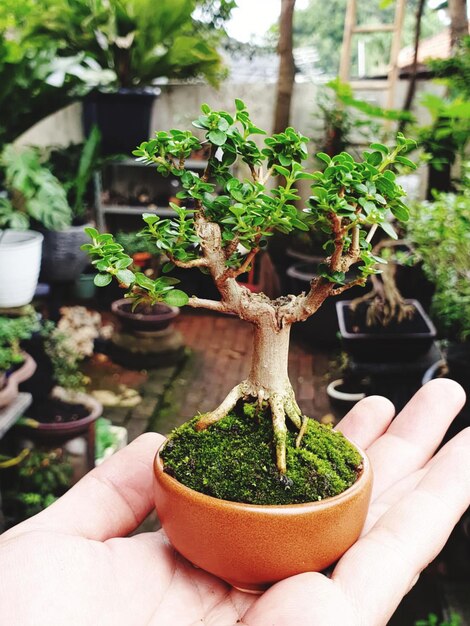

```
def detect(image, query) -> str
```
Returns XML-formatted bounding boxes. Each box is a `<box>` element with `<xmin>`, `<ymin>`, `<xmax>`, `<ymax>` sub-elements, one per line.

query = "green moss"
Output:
<box><xmin>161</xmin><ymin>402</ymin><xmax>363</xmax><ymax>505</ymax></box>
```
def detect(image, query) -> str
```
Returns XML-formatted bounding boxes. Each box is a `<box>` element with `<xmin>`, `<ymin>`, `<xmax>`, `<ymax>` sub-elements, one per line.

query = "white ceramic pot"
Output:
<box><xmin>0</xmin><ymin>230</ymin><xmax>43</xmax><ymax>307</ymax></box>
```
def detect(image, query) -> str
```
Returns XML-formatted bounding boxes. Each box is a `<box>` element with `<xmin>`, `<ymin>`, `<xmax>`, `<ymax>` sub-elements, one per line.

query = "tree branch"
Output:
<box><xmin>187</xmin><ymin>297</ymin><xmax>228</xmax><ymax>313</ymax></box>
<box><xmin>330</xmin><ymin>277</ymin><xmax>366</xmax><ymax>296</ymax></box>
<box><xmin>329</xmin><ymin>212</ymin><xmax>344</xmax><ymax>271</ymax></box>
<box><xmin>167</xmin><ymin>254</ymin><xmax>208</xmax><ymax>269</ymax></box>
<box><xmin>230</xmin><ymin>248</ymin><xmax>259</xmax><ymax>278</ymax></box>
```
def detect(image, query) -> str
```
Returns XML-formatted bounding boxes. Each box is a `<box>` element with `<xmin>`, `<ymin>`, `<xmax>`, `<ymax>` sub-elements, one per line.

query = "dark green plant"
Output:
<box><xmin>415</xmin><ymin>613</ymin><xmax>461</xmax><ymax>626</ymax></box>
<box><xmin>408</xmin><ymin>168</ymin><xmax>470</xmax><ymax>342</ymax></box>
<box><xmin>3</xmin><ymin>448</ymin><xmax>72</xmax><ymax>520</ymax></box>
<box><xmin>0</xmin><ymin>313</ymin><xmax>38</xmax><ymax>373</ymax></box>
<box><xmin>43</xmin><ymin>126</ymin><xmax>102</xmax><ymax>222</ymax></box>
<box><xmin>416</xmin><ymin>93</ymin><xmax>470</xmax><ymax>196</ymax></box>
<box><xmin>84</xmin><ymin>100</ymin><xmax>416</xmax><ymax>473</ymax></box>
<box><xmin>27</xmin><ymin>0</ymin><xmax>231</xmax><ymax>89</ymax></box>
<box><xmin>0</xmin><ymin>1</ymin><xmax>111</xmax><ymax>150</ymax></box>
<box><xmin>0</xmin><ymin>145</ymin><xmax>72</xmax><ymax>230</ymax></box>
<box><xmin>114</xmin><ymin>230</ymin><xmax>161</xmax><ymax>257</ymax></box>
<box><xmin>428</xmin><ymin>35</ymin><xmax>470</xmax><ymax>100</ymax></box>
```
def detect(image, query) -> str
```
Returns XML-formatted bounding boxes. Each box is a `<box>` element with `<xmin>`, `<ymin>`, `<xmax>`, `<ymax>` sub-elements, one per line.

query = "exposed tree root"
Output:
<box><xmin>195</xmin><ymin>380</ymin><xmax>307</xmax><ymax>473</ymax></box>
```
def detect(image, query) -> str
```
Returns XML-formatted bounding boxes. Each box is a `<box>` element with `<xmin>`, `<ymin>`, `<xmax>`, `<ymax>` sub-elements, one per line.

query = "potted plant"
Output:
<box><xmin>0</xmin><ymin>129</ymin><xmax>100</xmax><ymax>282</ymax></box>
<box><xmin>0</xmin><ymin>447</ymin><xmax>72</xmax><ymax>527</ymax></box>
<box><xmin>18</xmin><ymin>310</ymin><xmax>102</xmax><ymax>438</ymax></box>
<box><xmin>84</xmin><ymin>101</ymin><xmax>416</xmax><ymax>591</ymax></box>
<box><xmin>409</xmin><ymin>173</ymin><xmax>470</xmax><ymax>422</ymax></box>
<box><xmin>0</xmin><ymin>314</ymin><xmax>37</xmax><ymax>409</ymax></box>
<box><xmin>28</xmin><ymin>0</ymin><xmax>230</xmax><ymax>154</ymax></box>
<box><xmin>336</xmin><ymin>239</ymin><xmax>437</xmax><ymax>363</ymax></box>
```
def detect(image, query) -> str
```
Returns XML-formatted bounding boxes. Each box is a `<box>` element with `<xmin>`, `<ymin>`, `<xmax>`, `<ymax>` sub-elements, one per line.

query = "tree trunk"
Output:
<box><xmin>448</xmin><ymin>0</ymin><xmax>468</xmax><ymax>52</ymax></box>
<box><xmin>247</xmin><ymin>323</ymin><xmax>292</xmax><ymax>398</ymax></box>
<box><xmin>273</xmin><ymin>0</ymin><xmax>296</xmax><ymax>134</ymax></box>
<box><xmin>399</xmin><ymin>0</ymin><xmax>426</xmax><ymax>131</ymax></box>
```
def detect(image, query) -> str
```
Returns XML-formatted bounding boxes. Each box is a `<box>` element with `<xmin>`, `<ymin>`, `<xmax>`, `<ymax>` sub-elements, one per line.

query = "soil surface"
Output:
<box><xmin>26</xmin><ymin>399</ymin><xmax>89</xmax><ymax>424</ymax></box>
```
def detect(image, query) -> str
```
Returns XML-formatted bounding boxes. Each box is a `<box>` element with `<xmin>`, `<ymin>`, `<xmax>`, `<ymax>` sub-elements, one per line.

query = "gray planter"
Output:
<box><xmin>41</xmin><ymin>224</ymin><xmax>91</xmax><ymax>282</ymax></box>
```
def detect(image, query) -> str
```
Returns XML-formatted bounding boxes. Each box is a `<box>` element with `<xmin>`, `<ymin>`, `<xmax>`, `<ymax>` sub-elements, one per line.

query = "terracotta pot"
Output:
<box><xmin>154</xmin><ymin>443</ymin><xmax>372</xmax><ymax>593</ymax></box>
<box><xmin>0</xmin><ymin>353</ymin><xmax>37</xmax><ymax>409</ymax></box>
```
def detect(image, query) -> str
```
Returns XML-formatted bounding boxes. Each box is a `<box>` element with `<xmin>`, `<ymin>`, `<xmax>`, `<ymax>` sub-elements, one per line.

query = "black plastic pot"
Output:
<box><xmin>83</xmin><ymin>88</ymin><xmax>160</xmax><ymax>155</ymax></box>
<box><xmin>336</xmin><ymin>299</ymin><xmax>437</xmax><ymax>363</ymax></box>
<box><xmin>40</xmin><ymin>224</ymin><xmax>91</xmax><ymax>282</ymax></box>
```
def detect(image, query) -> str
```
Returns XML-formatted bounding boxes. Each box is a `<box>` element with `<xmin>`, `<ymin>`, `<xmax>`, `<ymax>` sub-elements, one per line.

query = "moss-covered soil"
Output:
<box><xmin>161</xmin><ymin>403</ymin><xmax>363</xmax><ymax>505</ymax></box>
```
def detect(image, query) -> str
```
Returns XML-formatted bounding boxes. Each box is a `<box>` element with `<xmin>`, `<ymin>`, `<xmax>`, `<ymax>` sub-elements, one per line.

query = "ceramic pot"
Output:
<box><xmin>111</xmin><ymin>298</ymin><xmax>179</xmax><ymax>333</ymax></box>
<box><xmin>0</xmin><ymin>353</ymin><xmax>37</xmax><ymax>409</ymax></box>
<box><xmin>154</xmin><ymin>443</ymin><xmax>372</xmax><ymax>593</ymax></box>
<box><xmin>18</xmin><ymin>387</ymin><xmax>102</xmax><ymax>440</ymax></box>
<box><xmin>40</xmin><ymin>224</ymin><xmax>92</xmax><ymax>282</ymax></box>
<box><xmin>0</xmin><ymin>230</ymin><xmax>43</xmax><ymax>307</ymax></box>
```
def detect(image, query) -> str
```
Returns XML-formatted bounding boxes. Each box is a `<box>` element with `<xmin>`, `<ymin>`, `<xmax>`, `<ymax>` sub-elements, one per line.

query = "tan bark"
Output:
<box><xmin>448</xmin><ymin>0</ymin><xmax>468</xmax><ymax>51</ymax></box>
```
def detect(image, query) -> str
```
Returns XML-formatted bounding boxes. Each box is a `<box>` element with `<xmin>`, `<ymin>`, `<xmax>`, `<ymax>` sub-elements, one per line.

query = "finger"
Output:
<box><xmin>18</xmin><ymin>432</ymin><xmax>166</xmax><ymax>541</ymax></box>
<box><xmin>367</xmin><ymin>379</ymin><xmax>466</xmax><ymax>499</ymax></box>
<box><xmin>335</xmin><ymin>395</ymin><xmax>395</xmax><ymax>449</ymax></box>
<box><xmin>365</xmin><ymin>427</ymin><xmax>470</xmax><ymax>532</ymax></box>
<box><xmin>333</xmin><ymin>443</ymin><xmax>470</xmax><ymax>626</ymax></box>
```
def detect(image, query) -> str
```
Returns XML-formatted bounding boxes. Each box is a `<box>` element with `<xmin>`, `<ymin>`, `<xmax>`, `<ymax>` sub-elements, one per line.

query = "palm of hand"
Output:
<box><xmin>1</xmin><ymin>380</ymin><xmax>468</xmax><ymax>626</ymax></box>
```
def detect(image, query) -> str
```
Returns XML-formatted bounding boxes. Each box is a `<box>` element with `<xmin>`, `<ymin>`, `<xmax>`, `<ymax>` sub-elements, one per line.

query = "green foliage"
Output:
<box><xmin>0</xmin><ymin>145</ymin><xmax>72</xmax><ymax>230</ymax></box>
<box><xmin>428</xmin><ymin>36</ymin><xmax>470</xmax><ymax>100</ymax></box>
<box><xmin>42</xmin><ymin>126</ymin><xmax>102</xmax><ymax>221</ymax></box>
<box><xmin>0</xmin><ymin>2</ymin><xmax>111</xmax><ymax>149</ymax></box>
<box><xmin>307</xmin><ymin>134</ymin><xmax>416</xmax><ymax>283</ymax></box>
<box><xmin>41</xmin><ymin>321</ymin><xmax>88</xmax><ymax>391</ymax></box>
<box><xmin>161</xmin><ymin>402</ymin><xmax>362</xmax><ymax>505</ymax></box>
<box><xmin>6</xmin><ymin>448</ymin><xmax>72</xmax><ymax>520</ymax></box>
<box><xmin>95</xmin><ymin>417</ymin><xmax>119</xmax><ymax>460</ymax></box>
<box><xmin>408</xmin><ymin>170</ymin><xmax>470</xmax><ymax>342</ymax></box>
<box><xmin>416</xmin><ymin>93</ymin><xmax>470</xmax><ymax>176</ymax></box>
<box><xmin>26</xmin><ymin>0</ymin><xmax>231</xmax><ymax>88</ymax></box>
<box><xmin>114</xmin><ymin>231</ymin><xmax>161</xmax><ymax>257</ymax></box>
<box><xmin>84</xmin><ymin>101</ymin><xmax>416</xmax><ymax>307</ymax></box>
<box><xmin>415</xmin><ymin>613</ymin><xmax>461</xmax><ymax>626</ymax></box>
<box><xmin>0</xmin><ymin>313</ymin><xmax>38</xmax><ymax>372</ymax></box>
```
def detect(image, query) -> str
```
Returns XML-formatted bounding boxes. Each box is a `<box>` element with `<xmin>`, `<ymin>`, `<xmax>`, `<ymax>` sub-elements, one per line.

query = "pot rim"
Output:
<box><xmin>336</xmin><ymin>298</ymin><xmax>437</xmax><ymax>339</ymax></box>
<box><xmin>111</xmin><ymin>298</ymin><xmax>179</xmax><ymax>322</ymax></box>
<box><xmin>0</xmin><ymin>229</ymin><xmax>44</xmax><ymax>248</ymax></box>
<box><xmin>154</xmin><ymin>438</ymin><xmax>371</xmax><ymax>513</ymax></box>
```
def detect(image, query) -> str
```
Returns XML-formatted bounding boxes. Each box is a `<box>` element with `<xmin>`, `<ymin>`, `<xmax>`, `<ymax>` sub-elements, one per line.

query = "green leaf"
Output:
<box><xmin>391</xmin><ymin>203</ymin><xmax>410</xmax><ymax>222</ymax></box>
<box><xmin>208</xmin><ymin>130</ymin><xmax>227</xmax><ymax>146</ymax></box>
<box><xmin>116</xmin><ymin>269</ymin><xmax>135</xmax><ymax>285</ymax></box>
<box><xmin>163</xmin><ymin>289</ymin><xmax>189</xmax><ymax>307</ymax></box>
<box><xmin>94</xmin><ymin>273</ymin><xmax>112</xmax><ymax>287</ymax></box>
<box><xmin>369</xmin><ymin>143</ymin><xmax>389</xmax><ymax>154</ymax></box>
<box><xmin>380</xmin><ymin>221</ymin><xmax>398</xmax><ymax>240</ymax></box>
<box><xmin>162</xmin><ymin>261</ymin><xmax>175</xmax><ymax>273</ymax></box>
<box><xmin>395</xmin><ymin>156</ymin><xmax>417</xmax><ymax>170</ymax></box>
<box><xmin>235</xmin><ymin>99</ymin><xmax>245</xmax><ymax>111</ymax></box>
<box><xmin>316</xmin><ymin>152</ymin><xmax>331</xmax><ymax>165</ymax></box>
<box><xmin>85</xmin><ymin>227</ymin><xmax>99</xmax><ymax>239</ymax></box>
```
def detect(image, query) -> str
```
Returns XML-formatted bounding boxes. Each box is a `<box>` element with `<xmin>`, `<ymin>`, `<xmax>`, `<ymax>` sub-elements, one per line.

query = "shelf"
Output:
<box><xmin>99</xmin><ymin>205</ymin><xmax>194</xmax><ymax>217</ymax></box>
<box><xmin>109</xmin><ymin>158</ymin><xmax>208</xmax><ymax>169</ymax></box>
<box><xmin>0</xmin><ymin>393</ymin><xmax>32</xmax><ymax>439</ymax></box>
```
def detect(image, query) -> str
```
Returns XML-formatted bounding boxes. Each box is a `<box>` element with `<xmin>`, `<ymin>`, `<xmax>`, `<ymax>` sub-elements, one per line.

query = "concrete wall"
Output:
<box><xmin>14</xmin><ymin>79</ymin><xmax>441</xmax><ymax>149</ymax></box>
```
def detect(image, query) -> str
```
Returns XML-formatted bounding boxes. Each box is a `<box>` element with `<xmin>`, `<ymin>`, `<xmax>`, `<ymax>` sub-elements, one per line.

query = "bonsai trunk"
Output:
<box><xmin>197</xmin><ymin>321</ymin><xmax>303</xmax><ymax>473</ymax></box>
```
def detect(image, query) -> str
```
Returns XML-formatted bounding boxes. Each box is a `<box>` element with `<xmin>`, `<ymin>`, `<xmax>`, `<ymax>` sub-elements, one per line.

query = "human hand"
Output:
<box><xmin>0</xmin><ymin>379</ymin><xmax>467</xmax><ymax>626</ymax></box>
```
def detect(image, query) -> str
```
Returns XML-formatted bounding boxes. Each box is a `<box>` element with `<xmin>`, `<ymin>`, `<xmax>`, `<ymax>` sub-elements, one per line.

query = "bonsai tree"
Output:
<box><xmin>85</xmin><ymin>100</ymin><xmax>416</xmax><ymax>473</ymax></box>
